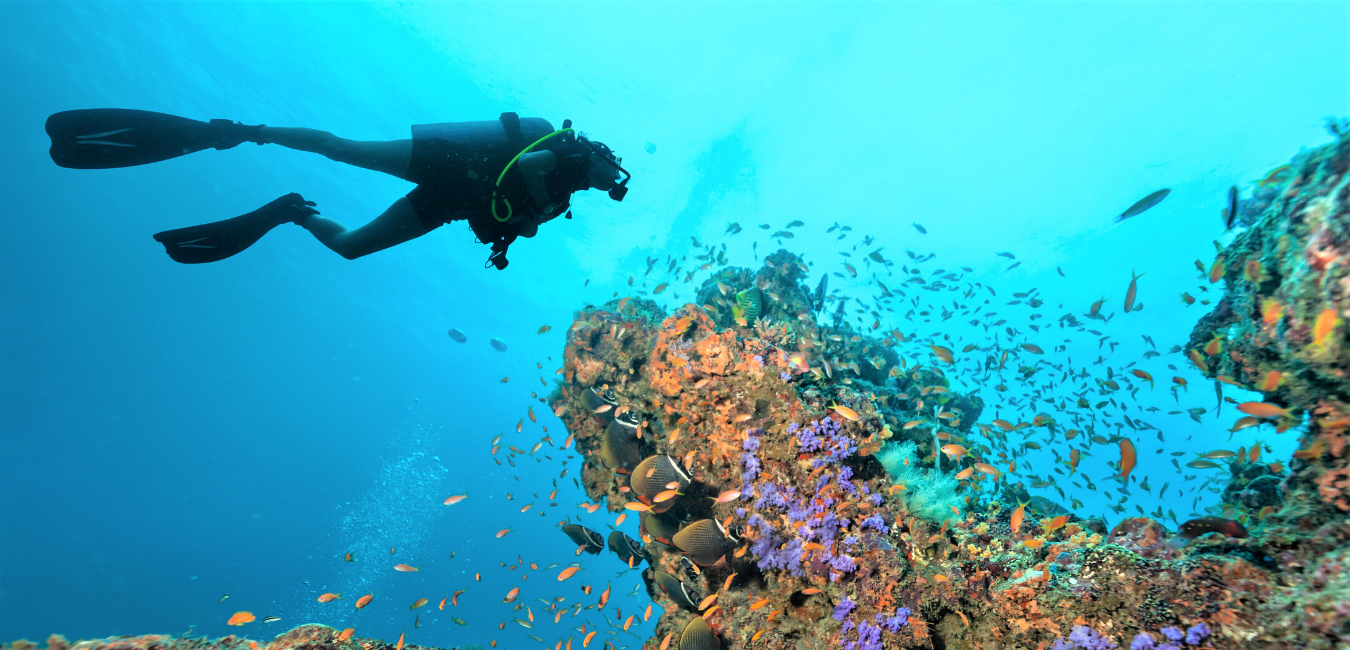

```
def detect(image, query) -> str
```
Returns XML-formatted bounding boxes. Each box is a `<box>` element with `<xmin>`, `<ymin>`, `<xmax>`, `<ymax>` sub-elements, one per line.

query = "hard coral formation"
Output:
<box><xmin>553</xmin><ymin>241</ymin><xmax>1350</xmax><ymax>648</ymax></box>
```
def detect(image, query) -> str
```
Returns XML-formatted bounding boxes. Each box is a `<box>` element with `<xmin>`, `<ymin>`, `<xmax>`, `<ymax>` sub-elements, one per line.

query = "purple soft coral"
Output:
<box><xmin>833</xmin><ymin>597</ymin><xmax>856</xmax><ymax>621</ymax></box>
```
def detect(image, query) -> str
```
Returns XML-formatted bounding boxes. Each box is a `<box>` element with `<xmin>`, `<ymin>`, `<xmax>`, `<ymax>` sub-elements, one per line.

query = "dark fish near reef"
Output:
<box><xmin>1224</xmin><ymin>185</ymin><xmax>1239</xmax><ymax>229</ymax></box>
<box><xmin>563</xmin><ymin>524</ymin><xmax>605</xmax><ymax>554</ymax></box>
<box><xmin>813</xmin><ymin>274</ymin><xmax>828</xmax><ymax>312</ymax></box>
<box><xmin>1115</xmin><ymin>188</ymin><xmax>1170</xmax><ymax>223</ymax></box>
<box><xmin>1169</xmin><ymin>517</ymin><xmax>1249</xmax><ymax>547</ymax></box>
<box><xmin>632</xmin><ymin>455</ymin><xmax>691</xmax><ymax>511</ymax></box>
<box><xmin>608</xmin><ymin>531</ymin><xmax>648</xmax><ymax>567</ymax></box>
<box><xmin>447</xmin><ymin>328</ymin><xmax>467</xmax><ymax>343</ymax></box>
<box><xmin>681</xmin><ymin>616</ymin><xmax>721</xmax><ymax>650</ymax></box>
<box><xmin>912</xmin><ymin>223</ymin><xmax>927</xmax><ymax>234</ymax></box>
<box><xmin>640</xmin><ymin>511</ymin><xmax>682</xmax><ymax>545</ymax></box>
<box><xmin>672</xmin><ymin>518</ymin><xmax>739</xmax><ymax>566</ymax></box>
<box><xmin>652</xmin><ymin>570</ymin><xmax>700</xmax><ymax>610</ymax></box>
<box><xmin>602</xmin><ymin>411</ymin><xmax>642</xmax><ymax>472</ymax></box>
<box><xmin>489</xmin><ymin>337</ymin><xmax>508</xmax><ymax>351</ymax></box>
<box><xmin>733</xmin><ymin>288</ymin><xmax>763</xmax><ymax>323</ymax></box>
<box><xmin>583</xmin><ymin>386</ymin><xmax>619</xmax><ymax>421</ymax></box>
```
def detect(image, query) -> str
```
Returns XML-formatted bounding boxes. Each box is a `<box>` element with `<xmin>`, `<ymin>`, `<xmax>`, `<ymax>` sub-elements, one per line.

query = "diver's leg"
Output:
<box><xmin>301</xmin><ymin>197</ymin><xmax>428</xmax><ymax>260</ymax></box>
<box><xmin>257</xmin><ymin>127</ymin><xmax>413</xmax><ymax>181</ymax></box>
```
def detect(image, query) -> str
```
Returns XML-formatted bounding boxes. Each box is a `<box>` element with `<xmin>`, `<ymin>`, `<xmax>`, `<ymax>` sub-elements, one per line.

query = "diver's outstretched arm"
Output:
<box><xmin>301</xmin><ymin>196</ymin><xmax>430</xmax><ymax>260</ymax></box>
<box><xmin>258</xmin><ymin>127</ymin><xmax>413</xmax><ymax>182</ymax></box>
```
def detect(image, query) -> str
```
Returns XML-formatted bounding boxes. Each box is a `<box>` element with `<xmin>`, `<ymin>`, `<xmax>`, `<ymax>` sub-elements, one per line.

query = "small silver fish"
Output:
<box><xmin>262</xmin><ymin>616</ymin><xmax>281</xmax><ymax>624</ymax></box>
<box><xmin>218</xmin><ymin>593</ymin><xmax>230</xmax><ymax>604</ymax></box>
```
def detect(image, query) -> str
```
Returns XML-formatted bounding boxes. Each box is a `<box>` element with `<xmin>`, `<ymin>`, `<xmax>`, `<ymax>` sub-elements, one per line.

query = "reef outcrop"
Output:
<box><xmin>554</xmin><ymin>242</ymin><xmax>1350</xmax><ymax>646</ymax></box>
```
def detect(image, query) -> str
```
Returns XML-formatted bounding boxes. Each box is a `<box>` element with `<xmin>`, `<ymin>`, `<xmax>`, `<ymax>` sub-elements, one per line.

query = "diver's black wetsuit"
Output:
<box><xmin>404</xmin><ymin>113</ymin><xmax>592</xmax><ymax>269</ymax></box>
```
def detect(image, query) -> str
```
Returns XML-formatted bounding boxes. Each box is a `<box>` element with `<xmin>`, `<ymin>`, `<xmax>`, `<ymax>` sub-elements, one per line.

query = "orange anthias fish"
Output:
<box><xmin>1068</xmin><ymin>448</ymin><xmax>1081</xmax><ymax>475</ymax></box>
<box><xmin>711</xmin><ymin>489</ymin><xmax>741</xmax><ymax>504</ymax></box>
<box><xmin>1114</xmin><ymin>438</ymin><xmax>1136</xmax><ymax>484</ymax></box>
<box><xmin>1042</xmin><ymin>515</ymin><xmax>1068</xmax><ymax>534</ymax></box>
<box><xmin>1209</xmin><ymin>257</ymin><xmax>1225</xmax><ymax>284</ymax></box>
<box><xmin>344</xmin><ymin>552</ymin><xmax>354</xmax><ymax>562</ymax></box>
<box><xmin>410</xmin><ymin>598</ymin><xmax>428</xmax><ymax>611</ymax></box>
<box><xmin>355</xmin><ymin>594</ymin><xmax>374</xmax><ymax>610</ymax></box>
<box><xmin>453</xmin><ymin>589</ymin><xmax>466</xmax><ymax>606</ymax></box>
<box><xmin>1204</xmin><ymin>334</ymin><xmax>1224</xmax><ymax>356</ymax></box>
<box><xmin>1237</xmin><ymin>401</ymin><xmax>1292</xmax><ymax>419</ymax></box>
<box><xmin>1257</xmin><ymin>371</ymin><xmax>1283</xmax><ymax>392</ymax></box>
<box><xmin>496</xmin><ymin>528</ymin><xmax>513</xmax><ymax>538</ymax></box>
<box><xmin>503</xmin><ymin>586</ymin><xmax>520</xmax><ymax>603</ymax></box>
<box><xmin>1244</xmin><ymin>259</ymin><xmax>1265</xmax><ymax>284</ymax></box>
<box><xmin>1188</xmin><ymin>349</ymin><xmax>1209</xmax><ymax>374</ymax></box>
<box><xmin>1131</xmin><ymin>369</ymin><xmax>1154</xmax><ymax>389</ymax></box>
<box><xmin>439</xmin><ymin>595</ymin><xmax>448</xmax><ymax>610</ymax></box>
<box><xmin>395</xmin><ymin>628</ymin><xmax>405</xmax><ymax>650</ymax></box>
<box><xmin>1262</xmin><ymin>299</ymin><xmax>1285</xmax><ymax>326</ymax></box>
<box><xmin>227</xmin><ymin>611</ymin><xmax>255</xmax><ymax>626</ymax></box>
<box><xmin>1021</xmin><ymin>343</ymin><xmax>1045</xmax><ymax>354</ymax></box>
<box><xmin>940</xmin><ymin>444</ymin><xmax>968</xmax><ymax>461</ymax></box>
<box><xmin>830</xmin><ymin>403</ymin><xmax>859</xmax><ymax>421</ymax></box>
<box><xmin>930</xmin><ymin>345</ymin><xmax>954</xmax><ymax>363</ymax></box>
<box><xmin>394</xmin><ymin>564</ymin><xmax>421</xmax><ymax>572</ymax></box>
<box><xmin>337</xmin><ymin>628</ymin><xmax>355</xmax><ymax>642</ymax></box>
<box><xmin>1010</xmin><ymin>501</ymin><xmax>1028</xmax><ymax>536</ymax></box>
<box><xmin>318</xmin><ymin>592</ymin><xmax>342</xmax><ymax>603</ymax></box>
<box><xmin>558</xmin><ymin>566</ymin><xmax>580</xmax><ymax>581</ymax></box>
<box><xmin>444</xmin><ymin>494</ymin><xmax>468</xmax><ymax>505</ymax></box>
<box><xmin>1314</xmin><ymin>308</ymin><xmax>1341</xmax><ymax>346</ymax></box>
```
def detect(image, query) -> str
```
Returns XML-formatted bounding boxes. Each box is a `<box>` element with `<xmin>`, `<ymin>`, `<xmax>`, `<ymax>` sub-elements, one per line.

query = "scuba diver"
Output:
<box><xmin>45</xmin><ymin>109</ymin><xmax>630</xmax><ymax>269</ymax></box>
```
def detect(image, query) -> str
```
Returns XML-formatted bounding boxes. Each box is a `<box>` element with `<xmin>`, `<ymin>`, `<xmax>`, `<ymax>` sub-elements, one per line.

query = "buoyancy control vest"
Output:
<box><xmin>408</xmin><ymin>112</ymin><xmax>591</xmax><ymax>269</ymax></box>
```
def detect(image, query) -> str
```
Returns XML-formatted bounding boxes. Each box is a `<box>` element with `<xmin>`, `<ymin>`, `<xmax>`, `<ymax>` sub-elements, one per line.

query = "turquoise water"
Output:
<box><xmin>0</xmin><ymin>2</ymin><xmax>1344</xmax><ymax>648</ymax></box>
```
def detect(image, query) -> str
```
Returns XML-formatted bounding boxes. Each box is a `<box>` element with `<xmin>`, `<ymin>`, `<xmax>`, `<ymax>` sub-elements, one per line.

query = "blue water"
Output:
<box><xmin>1</xmin><ymin>2</ymin><xmax>1344</xmax><ymax>648</ymax></box>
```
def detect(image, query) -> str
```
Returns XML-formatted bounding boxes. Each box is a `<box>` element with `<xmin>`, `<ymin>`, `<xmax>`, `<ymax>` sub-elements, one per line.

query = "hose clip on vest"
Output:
<box><xmin>491</xmin><ymin>125</ymin><xmax>576</xmax><ymax>223</ymax></box>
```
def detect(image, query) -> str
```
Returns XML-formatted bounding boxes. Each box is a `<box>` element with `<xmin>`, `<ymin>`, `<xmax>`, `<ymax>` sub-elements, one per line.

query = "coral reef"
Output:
<box><xmin>551</xmin><ymin>243</ymin><xmax>1350</xmax><ymax>648</ymax></box>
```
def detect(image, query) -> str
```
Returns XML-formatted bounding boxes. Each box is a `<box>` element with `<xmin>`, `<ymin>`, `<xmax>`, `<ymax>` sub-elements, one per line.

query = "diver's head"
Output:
<box><xmin>584</xmin><ymin>141</ymin><xmax>622</xmax><ymax>191</ymax></box>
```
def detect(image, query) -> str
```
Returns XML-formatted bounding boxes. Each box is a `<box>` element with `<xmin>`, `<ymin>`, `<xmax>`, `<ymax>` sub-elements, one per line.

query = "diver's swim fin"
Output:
<box><xmin>153</xmin><ymin>193</ymin><xmax>318</xmax><ymax>264</ymax></box>
<box><xmin>46</xmin><ymin>109</ymin><xmax>263</xmax><ymax>169</ymax></box>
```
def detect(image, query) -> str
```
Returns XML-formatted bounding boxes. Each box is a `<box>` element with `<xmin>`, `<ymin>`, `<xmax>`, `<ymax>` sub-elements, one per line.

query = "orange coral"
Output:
<box><xmin>1315</xmin><ymin>467</ymin><xmax>1350</xmax><ymax>511</ymax></box>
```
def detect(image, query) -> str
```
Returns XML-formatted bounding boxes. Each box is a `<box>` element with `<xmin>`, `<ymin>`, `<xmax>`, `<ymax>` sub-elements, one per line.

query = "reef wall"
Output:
<box><xmin>556</xmin><ymin>213</ymin><xmax>1350</xmax><ymax>648</ymax></box>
